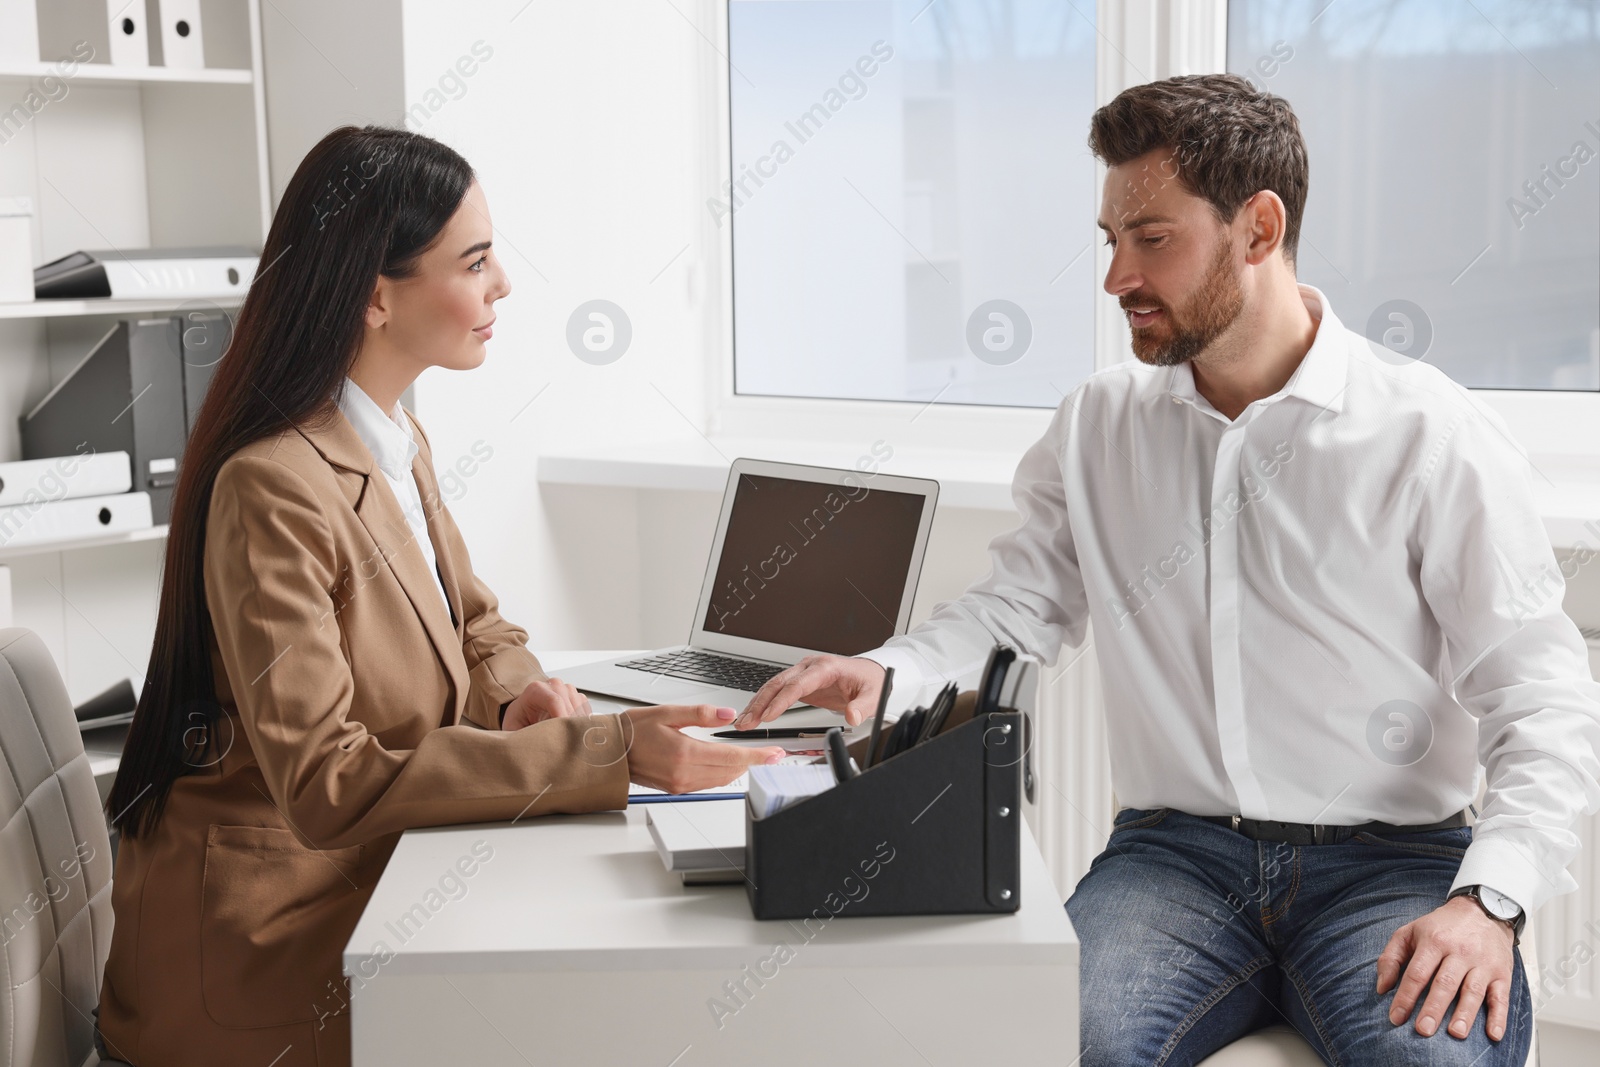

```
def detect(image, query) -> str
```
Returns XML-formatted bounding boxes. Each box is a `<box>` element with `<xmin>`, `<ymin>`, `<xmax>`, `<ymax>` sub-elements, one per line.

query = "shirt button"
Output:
<box><xmin>1171</xmin><ymin>397</ymin><xmax>1181</xmax><ymax>404</ymax></box>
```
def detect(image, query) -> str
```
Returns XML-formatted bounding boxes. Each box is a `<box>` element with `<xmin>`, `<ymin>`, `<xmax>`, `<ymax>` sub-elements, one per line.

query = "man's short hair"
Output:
<box><xmin>1089</xmin><ymin>74</ymin><xmax>1309</xmax><ymax>266</ymax></box>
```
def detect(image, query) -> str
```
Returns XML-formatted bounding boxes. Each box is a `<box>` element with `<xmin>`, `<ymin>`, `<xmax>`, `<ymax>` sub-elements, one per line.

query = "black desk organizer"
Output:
<box><xmin>744</xmin><ymin>697</ymin><xmax>1028</xmax><ymax>921</ymax></box>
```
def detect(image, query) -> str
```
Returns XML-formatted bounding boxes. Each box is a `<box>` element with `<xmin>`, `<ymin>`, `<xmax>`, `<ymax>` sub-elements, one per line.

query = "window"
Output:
<box><xmin>1229</xmin><ymin>0</ymin><xmax>1600</xmax><ymax>391</ymax></box>
<box><xmin>726</xmin><ymin>0</ymin><xmax>1099</xmax><ymax>408</ymax></box>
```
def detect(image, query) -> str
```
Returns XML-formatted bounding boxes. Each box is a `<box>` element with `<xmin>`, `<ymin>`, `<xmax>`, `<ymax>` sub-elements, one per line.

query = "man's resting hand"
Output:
<box><xmin>1376</xmin><ymin>894</ymin><xmax>1516</xmax><ymax>1042</ymax></box>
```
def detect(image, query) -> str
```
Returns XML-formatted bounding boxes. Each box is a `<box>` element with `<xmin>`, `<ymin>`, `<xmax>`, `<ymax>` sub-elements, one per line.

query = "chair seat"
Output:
<box><xmin>1196</xmin><ymin>1025</ymin><xmax>1324</xmax><ymax>1067</ymax></box>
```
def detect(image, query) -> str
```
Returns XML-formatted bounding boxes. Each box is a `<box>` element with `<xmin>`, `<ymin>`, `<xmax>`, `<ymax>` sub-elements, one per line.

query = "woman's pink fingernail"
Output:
<box><xmin>764</xmin><ymin>752</ymin><xmax>784</xmax><ymax>764</ymax></box>
<box><xmin>716</xmin><ymin>707</ymin><xmax>738</xmax><ymax>721</ymax></box>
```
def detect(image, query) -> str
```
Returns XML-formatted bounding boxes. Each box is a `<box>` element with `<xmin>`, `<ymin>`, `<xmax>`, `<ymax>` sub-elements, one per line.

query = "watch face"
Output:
<box><xmin>1478</xmin><ymin>886</ymin><xmax>1521</xmax><ymax>921</ymax></box>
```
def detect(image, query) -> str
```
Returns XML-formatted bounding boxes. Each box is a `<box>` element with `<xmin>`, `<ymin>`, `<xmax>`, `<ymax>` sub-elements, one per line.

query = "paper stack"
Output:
<box><xmin>747</xmin><ymin>762</ymin><xmax>836</xmax><ymax>818</ymax></box>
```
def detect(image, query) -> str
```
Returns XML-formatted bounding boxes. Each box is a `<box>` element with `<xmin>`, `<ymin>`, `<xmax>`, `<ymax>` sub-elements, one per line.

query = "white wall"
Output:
<box><xmin>393</xmin><ymin>0</ymin><xmax>773</xmax><ymax>650</ymax></box>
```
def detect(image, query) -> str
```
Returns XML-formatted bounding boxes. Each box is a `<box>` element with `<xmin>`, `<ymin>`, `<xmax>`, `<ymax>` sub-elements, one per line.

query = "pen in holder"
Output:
<box><xmin>744</xmin><ymin>650</ymin><xmax>1037</xmax><ymax>921</ymax></box>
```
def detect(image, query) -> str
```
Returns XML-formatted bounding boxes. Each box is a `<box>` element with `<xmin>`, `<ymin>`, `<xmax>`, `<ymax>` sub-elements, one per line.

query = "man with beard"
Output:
<box><xmin>736</xmin><ymin>74</ymin><xmax>1600</xmax><ymax>1065</ymax></box>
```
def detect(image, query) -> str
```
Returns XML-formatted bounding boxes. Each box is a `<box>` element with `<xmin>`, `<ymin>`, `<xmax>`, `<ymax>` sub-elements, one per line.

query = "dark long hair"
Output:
<box><xmin>108</xmin><ymin>126</ymin><xmax>476</xmax><ymax>838</ymax></box>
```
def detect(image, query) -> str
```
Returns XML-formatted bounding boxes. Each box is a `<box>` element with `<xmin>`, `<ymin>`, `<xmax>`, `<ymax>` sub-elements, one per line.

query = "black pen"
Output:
<box><xmin>826</xmin><ymin>727</ymin><xmax>859</xmax><ymax>783</ymax></box>
<box><xmin>978</xmin><ymin>646</ymin><xmax>1017</xmax><ymax>715</ymax></box>
<box><xmin>865</xmin><ymin>666</ymin><xmax>894</xmax><ymax>768</ymax></box>
<box><xmin>711</xmin><ymin>727</ymin><xmax>834</xmax><ymax>739</ymax></box>
<box><xmin>919</xmin><ymin>681</ymin><xmax>958</xmax><ymax>744</ymax></box>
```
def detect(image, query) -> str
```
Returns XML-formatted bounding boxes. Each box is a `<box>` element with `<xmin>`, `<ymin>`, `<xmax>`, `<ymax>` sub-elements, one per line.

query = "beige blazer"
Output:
<box><xmin>99</xmin><ymin>408</ymin><xmax>629</xmax><ymax>1067</ymax></box>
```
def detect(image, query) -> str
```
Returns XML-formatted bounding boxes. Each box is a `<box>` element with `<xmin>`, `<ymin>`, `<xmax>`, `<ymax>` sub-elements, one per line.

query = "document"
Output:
<box><xmin>747</xmin><ymin>763</ymin><xmax>835</xmax><ymax>818</ymax></box>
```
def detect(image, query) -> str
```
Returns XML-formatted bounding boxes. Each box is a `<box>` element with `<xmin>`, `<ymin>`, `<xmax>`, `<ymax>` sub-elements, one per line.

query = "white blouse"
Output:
<box><xmin>336</xmin><ymin>378</ymin><xmax>451</xmax><ymax>614</ymax></box>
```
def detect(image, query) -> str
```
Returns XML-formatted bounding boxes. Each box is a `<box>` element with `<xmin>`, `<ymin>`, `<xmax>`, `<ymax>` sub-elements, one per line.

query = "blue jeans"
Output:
<box><xmin>1065</xmin><ymin>808</ymin><xmax>1533</xmax><ymax>1067</ymax></box>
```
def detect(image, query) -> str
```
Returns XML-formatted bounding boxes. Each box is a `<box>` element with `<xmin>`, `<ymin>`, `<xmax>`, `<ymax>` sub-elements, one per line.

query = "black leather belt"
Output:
<box><xmin>1199</xmin><ymin>810</ymin><xmax>1470</xmax><ymax>846</ymax></box>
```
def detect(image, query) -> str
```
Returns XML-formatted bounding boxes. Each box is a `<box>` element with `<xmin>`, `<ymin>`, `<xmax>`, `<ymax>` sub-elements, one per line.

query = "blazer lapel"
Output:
<box><xmin>410</xmin><ymin>428</ymin><xmax>470</xmax><ymax>726</ymax></box>
<box><xmin>415</xmin><ymin>457</ymin><xmax>466</xmax><ymax>639</ymax></box>
<box><xmin>294</xmin><ymin>412</ymin><xmax>469</xmax><ymax>722</ymax></box>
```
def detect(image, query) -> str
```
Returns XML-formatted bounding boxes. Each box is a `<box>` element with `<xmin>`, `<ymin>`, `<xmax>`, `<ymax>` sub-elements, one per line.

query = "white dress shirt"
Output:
<box><xmin>865</xmin><ymin>286</ymin><xmax>1600</xmax><ymax>915</ymax></box>
<box><xmin>336</xmin><ymin>378</ymin><xmax>451</xmax><ymax>613</ymax></box>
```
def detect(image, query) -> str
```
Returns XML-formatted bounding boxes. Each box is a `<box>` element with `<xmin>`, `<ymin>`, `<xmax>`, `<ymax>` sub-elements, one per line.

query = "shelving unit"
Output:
<box><xmin>0</xmin><ymin>296</ymin><xmax>244</xmax><ymax>320</ymax></box>
<box><xmin>0</xmin><ymin>524</ymin><xmax>169</xmax><ymax>563</ymax></box>
<box><xmin>0</xmin><ymin>0</ymin><xmax>270</xmax><ymax>707</ymax></box>
<box><xmin>0</xmin><ymin>63</ymin><xmax>252</xmax><ymax>86</ymax></box>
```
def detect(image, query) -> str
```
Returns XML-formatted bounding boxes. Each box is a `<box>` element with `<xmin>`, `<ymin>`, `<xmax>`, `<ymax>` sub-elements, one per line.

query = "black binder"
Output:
<box><xmin>21</xmin><ymin>315</ymin><xmax>221</xmax><ymax>524</ymax></box>
<box><xmin>744</xmin><ymin>651</ymin><xmax>1037</xmax><ymax>921</ymax></box>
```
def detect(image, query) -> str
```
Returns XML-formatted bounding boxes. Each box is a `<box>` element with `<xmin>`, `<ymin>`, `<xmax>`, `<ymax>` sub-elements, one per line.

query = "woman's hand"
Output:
<box><xmin>624</xmin><ymin>705</ymin><xmax>786</xmax><ymax>793</ymax></box>
<box><xmin>502</xmin><ymin>677</ymin><xmax>590</xmax><ymax>730</ymax></box>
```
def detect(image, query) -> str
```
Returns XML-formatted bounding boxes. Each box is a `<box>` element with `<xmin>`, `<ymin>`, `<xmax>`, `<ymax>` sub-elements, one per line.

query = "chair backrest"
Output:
<box><xmin>0</xmin><ymin>629</ymin><xmax>115</xmax><ymax>1067</ymax></box>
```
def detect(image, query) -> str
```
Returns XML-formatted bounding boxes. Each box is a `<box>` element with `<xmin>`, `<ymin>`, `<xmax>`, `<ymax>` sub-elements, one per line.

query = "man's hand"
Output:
<box><xmin>624</xmin><ymin>705</ymin><xmax>786</xmax><ymax>793</ymax></box>
<box><xmin>502</xmin><ymin>677</ymin><xmax>590</xmax><ymax>730</ymax></box>
<box><xmin>1376</xmin><ymin>895</ymin><xmax>1516</xmax><ymax>1041</ymax></box>
<box><xmin>735</xmin><ymin>654</ymin><xmax>887</xmax><ymax>729</ymax></box>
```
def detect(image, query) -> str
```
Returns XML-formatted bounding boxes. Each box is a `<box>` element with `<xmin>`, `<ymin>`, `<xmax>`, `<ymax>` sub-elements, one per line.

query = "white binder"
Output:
<box><xmin>0</xmin><ymin>0</ymin><xmax>40</xmax><ymax>63</ymax></box>
<box><xmin>107</xmin><ymin>0</ymin><xmax>151</xmax><ymax>68</ymax></box>
<box><xmin>37</xmin><ymin>0</ymin><xmax>112</xmax><ymax>66</ymax></box>
<box><xmin>0</xmin><ymin>453</ymin><xmax>133</xmax><ymax>508</ymax></box>
<box><xmin>151</xmin><ymin>0</ymin><xmax>203</xmax><ymax>68</ymax></box>
<box><xmin>101</xmin><ymin>250</ymin><xmax>256</xmax><ymax>298</ymax></box>
<box><xmin>0</xmin><ymin>491</ymin><xmax>153</xmax><ymax>550</ymax></box>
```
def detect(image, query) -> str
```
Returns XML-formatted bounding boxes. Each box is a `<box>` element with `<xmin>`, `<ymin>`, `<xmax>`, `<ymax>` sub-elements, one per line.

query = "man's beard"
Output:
<box><xmin>1124</xmin><ymin>237</ymin><xmax>1245</xmax><ymax>367</ymax></box>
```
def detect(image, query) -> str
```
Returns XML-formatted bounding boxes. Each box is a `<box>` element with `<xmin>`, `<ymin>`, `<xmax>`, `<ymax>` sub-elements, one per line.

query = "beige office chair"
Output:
<box><xmin>1196</xmin><ymin>908</ymin><xmax>1541</xmax><ymax>1066</ymax></box>
<box><xmin>0</xmin><ymin>628</ymin><xmax>130</xmax><ymax>1067</ymax></box>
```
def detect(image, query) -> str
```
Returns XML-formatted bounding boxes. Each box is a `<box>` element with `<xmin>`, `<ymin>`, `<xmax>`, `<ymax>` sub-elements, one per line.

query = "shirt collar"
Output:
<box><xmin>336</xmin><ymin>377</ymin><xmax>418</xmax><ymax>482</ymax></box>
<box><xmin>1166</xmin><ymin>283</ymin><xmax>1348</xmax><ymax>415</ymax></box>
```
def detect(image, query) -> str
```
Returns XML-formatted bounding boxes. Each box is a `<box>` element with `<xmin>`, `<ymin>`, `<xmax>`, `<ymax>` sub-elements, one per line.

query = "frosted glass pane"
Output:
<box><xmin>727</xmin><ymin>0</ymin><xmax>1098</xmax><ymax>408</ymax></box>
<box><xmin>1229</xmin><ymin>0</ymin><xmax>1600</xmax><ymax>391</ymax></box>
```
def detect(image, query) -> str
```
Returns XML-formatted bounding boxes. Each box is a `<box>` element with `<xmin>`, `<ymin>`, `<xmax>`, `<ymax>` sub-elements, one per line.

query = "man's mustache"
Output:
<box><xmin>1120</xmin><ymin>293</ymin><xmax>1169</xmax><ymax>312</ymax></box>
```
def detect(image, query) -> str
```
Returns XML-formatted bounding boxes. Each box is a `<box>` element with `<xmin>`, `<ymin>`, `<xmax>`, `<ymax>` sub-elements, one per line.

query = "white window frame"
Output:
<box><xmin>697</xmin><ymin>0</ymin><xmax>1600</xmax><ymax>465</ymax></box>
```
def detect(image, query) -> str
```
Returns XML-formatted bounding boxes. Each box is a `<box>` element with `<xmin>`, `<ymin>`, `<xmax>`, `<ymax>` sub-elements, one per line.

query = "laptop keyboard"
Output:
<box><xmin>617</xmin><ymin>649</ymin><xmax>786</xmax><ymax>692</ymax></box>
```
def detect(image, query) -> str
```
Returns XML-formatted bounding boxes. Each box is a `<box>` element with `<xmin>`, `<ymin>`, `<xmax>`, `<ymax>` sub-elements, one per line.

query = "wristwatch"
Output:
<box><xmin>1448</xmin><ymin>884</ymin><xmax>1526</xmax><ymax>943</ymax></box>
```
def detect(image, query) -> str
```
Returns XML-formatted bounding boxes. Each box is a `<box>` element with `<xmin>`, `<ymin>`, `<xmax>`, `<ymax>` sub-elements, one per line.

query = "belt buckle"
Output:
<box><xmin>1230</xmin><ymin>815</ymin><xmax>1241</xmax><ymax>832</ymax></box>
<box><xmin>1312</xmin><ymin>823</ymin><xmax>1326</xmax><ymax>845</ymax></box>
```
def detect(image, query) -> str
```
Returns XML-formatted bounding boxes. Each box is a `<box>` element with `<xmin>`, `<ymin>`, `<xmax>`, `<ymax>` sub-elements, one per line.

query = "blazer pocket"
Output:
<box><xmin>200</xmin><ymin>824</ymin><xmax>364</xmax><ymax>1029</ymax></box>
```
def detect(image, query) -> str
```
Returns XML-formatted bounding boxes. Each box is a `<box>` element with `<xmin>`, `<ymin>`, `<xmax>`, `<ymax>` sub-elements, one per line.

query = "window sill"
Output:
<box><xmin>535</xmin><ymin>439</ymin><xmax>1600</xmax><ymax>549</ymax></box>
<box><xmin>1532</xmin><ymin>457</ymin><xmax>1600</xmax><ymax>551</ymax></box>
<box><xmin>534</xmin><ymin>436</ymin><xmax>1020</xmax><ymax>511</ymax></box>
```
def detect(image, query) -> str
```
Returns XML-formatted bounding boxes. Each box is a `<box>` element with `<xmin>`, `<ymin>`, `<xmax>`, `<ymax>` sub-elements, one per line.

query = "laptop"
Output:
<box><xmin>559</xmin><ymin>458</ymin><xmax>938</xmax><ymax>711</ymax></box>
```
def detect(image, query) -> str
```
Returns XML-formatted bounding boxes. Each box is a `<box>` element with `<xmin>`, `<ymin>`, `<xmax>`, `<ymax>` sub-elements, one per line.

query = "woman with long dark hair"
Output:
<box><xmin>97</xmin><ymin>126</ymin><xmax>783</xmax><ymax>1067</ymax></box>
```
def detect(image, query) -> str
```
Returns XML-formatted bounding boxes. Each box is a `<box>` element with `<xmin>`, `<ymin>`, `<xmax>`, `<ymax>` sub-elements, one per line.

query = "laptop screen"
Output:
<box><xmin>699</xmin><ymin>472</ymin><xmax>927</xmax><ymax>655</ymax></box>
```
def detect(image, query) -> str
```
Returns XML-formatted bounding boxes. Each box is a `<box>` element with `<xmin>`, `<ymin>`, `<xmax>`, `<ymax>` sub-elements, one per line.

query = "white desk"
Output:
<box><xmin>345</xmin><ymin>811</ymin><xmax>1077</xmax><ymax>1066</ymax></box>
<box><xmin>345</xmin><ymin>653</ymin><xmax>1080</xmax><ymax>1066</ymax></box>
